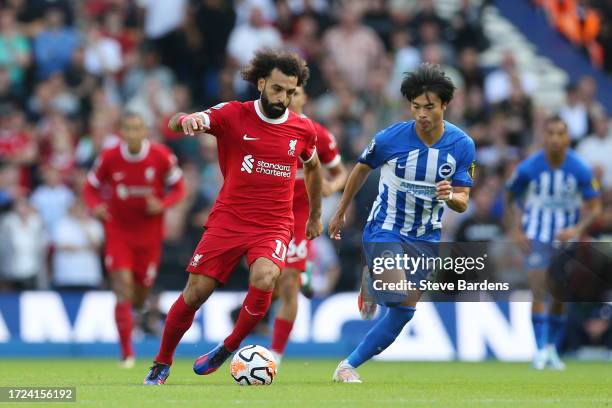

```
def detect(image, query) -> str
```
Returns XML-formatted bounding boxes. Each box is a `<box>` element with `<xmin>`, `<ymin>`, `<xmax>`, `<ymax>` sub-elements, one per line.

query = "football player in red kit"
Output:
<box><xmin>270</xmin><ymin>86</ymin><xmax>347</xmax><ymax>364</ymax></box>
<box><xmin>83</xmin><ymin>111</ymin><xmax>186</xmax><ymax>367</ymax></box>
<box><xmin>144</xmin><ymin>49</ymin><xmax>323</xmax><ymax>385</ymax></box>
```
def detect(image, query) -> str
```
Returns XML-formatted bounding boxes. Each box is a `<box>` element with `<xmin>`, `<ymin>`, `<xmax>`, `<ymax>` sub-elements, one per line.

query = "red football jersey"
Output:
<box><xmin>294</xmin><ymin>118</ymin><xmax>341</xmax><ymax>204</ymax></box>
<box><xmin>86</xmin><ymin>140</ymin><xmax>183</xmax><ymax>240</ymax></box>
<box><xmin>199</xmin><ymin>100</ymin><xmax>317</xmax><ymax>235</ymax></box>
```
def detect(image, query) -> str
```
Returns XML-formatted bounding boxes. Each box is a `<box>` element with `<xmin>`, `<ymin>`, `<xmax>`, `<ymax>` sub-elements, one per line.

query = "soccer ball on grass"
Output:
<box><xmin>230</xmin><ymin>345</ymin><xmax>277</xmax><ymax>385</ymax></box>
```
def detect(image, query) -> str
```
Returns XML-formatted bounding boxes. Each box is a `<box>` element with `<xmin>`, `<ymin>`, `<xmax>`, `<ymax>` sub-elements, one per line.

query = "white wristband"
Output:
<box><xmin>446</xmin><ymin>190</ymin><xmax>453</xmax><ymax>202</ymax></box>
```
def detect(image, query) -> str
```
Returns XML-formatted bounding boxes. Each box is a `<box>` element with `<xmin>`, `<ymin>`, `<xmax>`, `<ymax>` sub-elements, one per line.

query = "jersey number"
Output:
<box><xmin>271</xmin><ymin>240</ymin><xmax>287</xmax><ymax>261</ymax></box>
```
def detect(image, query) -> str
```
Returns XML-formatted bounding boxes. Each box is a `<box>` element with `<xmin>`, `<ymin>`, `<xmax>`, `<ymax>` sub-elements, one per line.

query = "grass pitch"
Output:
<box><xmin>0</xmin><ymin>359</ymin><xmax>611</xmax><ymax>407</ymax></box>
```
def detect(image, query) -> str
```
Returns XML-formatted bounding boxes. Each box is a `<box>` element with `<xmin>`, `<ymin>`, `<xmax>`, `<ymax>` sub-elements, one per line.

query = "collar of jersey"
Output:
<box><xmin>120</xmin><ymin>139</ymin><xmax>150</xmax><ymax>162</ymax></box>
<box><xmin>254</xmin><ymin>99</ymin><xmax>289</xmax><ymax>124</ymax></box>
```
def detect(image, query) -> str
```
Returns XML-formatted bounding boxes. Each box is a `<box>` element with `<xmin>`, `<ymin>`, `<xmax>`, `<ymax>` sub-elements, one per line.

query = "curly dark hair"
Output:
<box><xmin>400</xmin><ymin>63</ymin><xmax>456</xmax><ymax>104</ymax></box>
<box><xmin>241</xmin><ymin>48</ymin><xmax>310</xmax><ymax>87</ymax></box>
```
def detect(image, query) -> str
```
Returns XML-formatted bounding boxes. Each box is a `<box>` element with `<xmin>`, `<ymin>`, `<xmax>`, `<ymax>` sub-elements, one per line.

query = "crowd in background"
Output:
<box><xmin>0</xmin><ymin>0</ymin><xmax>611</xmax><ymax>351</ymax></box>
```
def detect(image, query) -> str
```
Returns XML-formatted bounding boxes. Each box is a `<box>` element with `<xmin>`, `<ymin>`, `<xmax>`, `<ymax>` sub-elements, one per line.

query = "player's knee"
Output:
<box><xmin>250</xmin><ymin>266</ymin><xmax>280</xmax><ymax>291</ymax></box>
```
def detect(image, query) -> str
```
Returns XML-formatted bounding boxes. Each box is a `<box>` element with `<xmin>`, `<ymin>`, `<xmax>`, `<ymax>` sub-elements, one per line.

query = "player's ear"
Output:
<box><xmin>257</xmin><ymin>78</ymin><xmax>266</xmax><ymax>93</ymax></box>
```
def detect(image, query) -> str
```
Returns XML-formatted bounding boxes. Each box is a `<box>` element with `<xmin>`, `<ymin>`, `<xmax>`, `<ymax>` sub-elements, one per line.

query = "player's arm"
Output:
<box><xmin>168</xmin><ymin>112</ymin><xmax>208</xmax><ymax>136</ymax></box>
<box><xmin>555</xmin><ymin>196</ymin><xmax>602</xmax><ymax>242</ymax></box>
<box><xmin>504</xmin><ymin>190</ymin><xmax>529</xmax><ymax>251</ymax></box>
<box><xmin>436</xmin><ymin>182</ymin><xmax>470</xmax><ymax>213</ymax></box>
<box><xmin>146</xmin><ymin>154</ymin><xmax>186</xmax><ymax>215</ymax></box>
<box><xmin>303</xmin><ymin>152</ymin><xmax>323</xmax><ymax>240</ymax></box>
<box><xmin>83</xmin><ymin>156</ymin><xmax>110</xmax><ymax>221</ymax></box>
<box><xmin>322</xmin><ymin>161</ymin><xmax>348</xmax><ymax>197</ymax></box>
<box><xmin>328</xmin><ymin>162</ymin><xmax>373</xmax><ymax>239</ymax></box>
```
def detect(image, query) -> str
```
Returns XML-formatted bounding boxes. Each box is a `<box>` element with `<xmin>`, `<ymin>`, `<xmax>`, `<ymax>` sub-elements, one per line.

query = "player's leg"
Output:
<box><xmin>271</xmin><ymin>265</ymin><xmax>301</xmax><ymax>363</ymax></box>
<box><xmin>193</xmin><ymin>257</ymin><xmax>281</xmax><ymax>376</ymax></box>
<box><xmin>333</xmin><ymin>291</ymin><xmax>421</xmax><ymax>383</ymax></box>
<box><xmin>529</xmin><ymin>266</ymin><xmax>549</xmax><ymax>369</ymax></box>
<box><xmin>546</xmin><ymin>299</ymin><xmax>567</xmax><ymax>370</ymax></box>
<box><xmin>110</xmin><ymin>268</ymin><xmax>136</xmax><ymax>366</ymax></box>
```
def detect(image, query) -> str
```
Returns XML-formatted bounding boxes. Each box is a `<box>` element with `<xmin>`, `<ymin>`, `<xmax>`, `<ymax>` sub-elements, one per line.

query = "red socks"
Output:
<box><xmin>271</xmin><ymin>318</ymin><xmax>294</xmax><ymax>355</ymax></box>
<box><xmin>115</xmin><ymin>301</ymin><xmax>134</xmax><ymax>359</ymax></box>
<box><xmin>224</xmin><ymin>285</ymin><xmax>273</xmax><ymax>352</ymax></box>
<box><xmin>155</xmin><ymin>294</ymin><xmax>198</xmax><ymax>365</ymax></box>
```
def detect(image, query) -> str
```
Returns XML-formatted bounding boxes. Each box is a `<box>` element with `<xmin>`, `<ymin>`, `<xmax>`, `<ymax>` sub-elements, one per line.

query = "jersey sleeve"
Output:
<box><xmin>86</xmin><ymin>151</ymin><xmax>110</xmax><ymax>189</ymax></box>
<box><xmin>300</xmin><ymin>120</ymin><xmax>317</xmax><ymax>163</ymax></box>
<box><xmin>452</xmin><ymin>137</ymin><xmax>476</xmax><ymax>187</ymax></box>
<box><xmin>315</xmin><ymin>123</ymin><xmax>341</xmax><ymax>168</ymax></box>
<box><xmin>162</xmin><ymin>149</ymin><xmax>183</xmax><ymax>186</ymax></box>
<box><xmin>197</xmin><ymin>101</ymin><xmax>235</xmax><ymax>137</ymax></box>
<box><xmin>506</xmin><ymin>162</ymin><xmax>530</xmax><ymax>196</ymax></box>
<box><xmin>358</xmin><ymin>127</ymin><xmax>394</xmax><ymax>169</ymax></box>
<box><xmin>577</xmin><ymin>163</ymin><xmax>600</xmax><ymax>200</ymax></box>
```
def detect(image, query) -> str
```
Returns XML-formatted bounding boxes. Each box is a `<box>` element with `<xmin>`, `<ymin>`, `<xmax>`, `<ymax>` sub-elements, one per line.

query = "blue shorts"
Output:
<box><xmin>525</xmin><ymin>240</ymin><xmax>557</xmax><ymax>270</ymax></box>
<box><xmin>362</xmin><ymin>222</ymin><xmax>438</xmax><ymax>305</ymax></box>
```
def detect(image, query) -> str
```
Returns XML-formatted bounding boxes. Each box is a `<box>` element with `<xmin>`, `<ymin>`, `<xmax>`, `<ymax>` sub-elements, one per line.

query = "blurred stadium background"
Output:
<box><xmin>0</xmin><ymin>0</ymin><xmax>611</xmax><ymax>362</ymax></box>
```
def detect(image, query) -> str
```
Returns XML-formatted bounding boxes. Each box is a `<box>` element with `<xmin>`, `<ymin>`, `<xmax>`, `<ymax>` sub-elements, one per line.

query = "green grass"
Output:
<box><xmin>0</xmin><ymin>359</ymin><xmax>611</xmax><ymax>407</ymax></box>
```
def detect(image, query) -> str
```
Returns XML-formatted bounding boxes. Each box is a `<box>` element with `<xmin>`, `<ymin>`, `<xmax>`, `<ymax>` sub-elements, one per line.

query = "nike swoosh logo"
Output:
<box><xmin>243</xmin><ymin>134</ymin><xmax>259</xmax><ymax>141</ymax></box>
<box><xmin>397</xmin><ymin>164</ymin><xmax>407</xmax><ymax>169</ymax></box>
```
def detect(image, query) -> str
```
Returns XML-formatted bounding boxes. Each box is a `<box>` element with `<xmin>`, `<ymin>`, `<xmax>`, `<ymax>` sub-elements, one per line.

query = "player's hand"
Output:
<box><xmin>435</xmin><ymin>180</ymin><xmax>453</xmax><ymax>201</ymax></box>
<box><xmin>555</xmin><ymin>227</ymin><xmax>578</xmax><ymax>242</ymax></box>
<box><xmin>509</xmin><ymin>228</ymin><xmax>530</xmax><ymax>253</ymax></box>
<box><xmin>145</xmin><ymin>196</ymin><xmax>164</xmax><ymax>215</ymax></box>
<box><xmin>181</xmin><ymin>113</ymin><xmax>208</xmax><ymax>136</ymax></box>
<box><xmin>92</xmin><ymin>204</ymin><xmax>110</xmax><ymax>221</ymax></box>
<box><xmin>306</xmin><ymin>216</ymin><xmax>323</xmax><ymax>240</ymax></box>
<box><xmin>328</xmin><ymin>211</ymin><xmax>345</xmax><ymax>240</ymax></box>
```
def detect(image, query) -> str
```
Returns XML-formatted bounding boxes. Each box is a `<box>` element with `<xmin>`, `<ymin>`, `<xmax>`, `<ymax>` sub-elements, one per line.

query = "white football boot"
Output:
<box><xmin>546</xmin><ymin>344</ymin><xmax>566</xmax><ymax>370</ymax></box>
<box><xmin>332</xmin><ymin>360</ymin><xmax>362</xmax><ymax>383</ymax></box>
<box><xmin>531</xmin><ymin>348</ymin><xmax>548</xmax><ymax>370</ymax></box>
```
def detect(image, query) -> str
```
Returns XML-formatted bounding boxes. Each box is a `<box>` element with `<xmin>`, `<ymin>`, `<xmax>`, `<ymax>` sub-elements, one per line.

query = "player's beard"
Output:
<box><xmin>260</xmin><ymin>91</ymin><xmax>287</xmax><ymax>119</ymax></box>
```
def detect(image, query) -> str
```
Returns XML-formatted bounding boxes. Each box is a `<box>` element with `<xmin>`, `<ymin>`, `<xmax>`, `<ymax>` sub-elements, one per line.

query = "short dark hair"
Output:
<box><xmin>400</xmin><ymin>63</ymin><xmax>456</xmax><ymax>104</ymax></box>
<box><xmin>241</xmin><ymin>48</ymin><xmax>310</xmax><ymax>87</ymax></box>
<box><xmin>545</xmin><ymin>114</ymin><xmax>568</xmax><ymax>131</ymax></box>
<box><xmin>120</xmin><ymin>110</ymin><xmax>144</xmax><ymax>125</ymax></box>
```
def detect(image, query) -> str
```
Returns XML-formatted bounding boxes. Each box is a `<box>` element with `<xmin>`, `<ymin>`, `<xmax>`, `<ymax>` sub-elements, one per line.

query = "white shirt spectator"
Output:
<box><xmin>138</xmin><ymin>0</ymin><xmax>187</xmax><ymax>39</ymax></box>
<box><xmin>483</xmin><ymin>69</ymin><xmax>537</xmax><ymax>104</ymax></box>
<box><xmin>30</xmin><ymin>184</ymin><xmax>75</xmax><ymax>234</ymax></box>
<box><xmin>84</xmin><ymin>36</ymin><xmax>123</xmax><ymax>75</ymax></box>
<box><xmin>560</xmin><ymin>103</ymin><xmax>589</xmax><ymax>143</ymax></box>
<box><xmin>235</xmin><ymin>0</ymin><xmax>277</xmax><ymax>26</ymax></box>
<box><xmin>577</xmin><ymin>127</ymin><xmax>612</xmax><ymax>189</ymax></box>
<box><xmin>0</xmin><ymin>210</ymin><xmax>47</xmax><ymax>281</ymax></box>
<box><xmin>227</xmin><ymin>20</ymin><xmax>282</xmax><ymax>67</ymax></box>
<box><xmin>52</xmin><ymin>214</ymin><xmax>104</xmax><ymax>288</ymax></box>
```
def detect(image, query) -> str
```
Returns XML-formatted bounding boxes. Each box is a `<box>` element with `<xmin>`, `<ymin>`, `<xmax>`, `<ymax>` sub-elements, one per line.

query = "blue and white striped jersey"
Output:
<box><xmin>359</xmin><ymin>120</ymin><xmax>476</xmax><ymax>242</ymax></box>
<box><xmin>506</xmin><ymin>150</ymin><xmax>599</xmax><ymax>243</ymax></box>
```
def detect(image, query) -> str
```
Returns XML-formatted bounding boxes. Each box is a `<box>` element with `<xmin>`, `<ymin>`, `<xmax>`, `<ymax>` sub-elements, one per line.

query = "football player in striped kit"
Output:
<box><xmin>328</xmin><ymin>63</ymin><xmax>476</xmax><ymax>383</ymax></box>
<box><xmin>505</xmin><ymin>115</ymin><xmax>602</xmax><ymax>370</ymax></box>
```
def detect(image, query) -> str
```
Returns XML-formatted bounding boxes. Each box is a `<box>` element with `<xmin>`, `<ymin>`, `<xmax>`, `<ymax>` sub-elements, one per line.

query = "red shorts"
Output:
<box><xmin>104</xmin><ymin>228</ymin><xmax>161</xmax><ymax>288</ymax></box>
<box><xmin>187</xmin><ymin>227</ymin><xmax>291</xmax><ymax>284</ymax></box>
<box><xmin>286</xmin><ymin>189</ymin><xmax>311</xmax><ymax>271</ymax></box>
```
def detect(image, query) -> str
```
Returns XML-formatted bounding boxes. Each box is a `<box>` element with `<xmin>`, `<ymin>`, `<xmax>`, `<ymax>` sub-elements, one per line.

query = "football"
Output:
<box><xmin>230</xmin><ymin>345</ymin><xmax>277</xmax><ymax>386</ymax></box>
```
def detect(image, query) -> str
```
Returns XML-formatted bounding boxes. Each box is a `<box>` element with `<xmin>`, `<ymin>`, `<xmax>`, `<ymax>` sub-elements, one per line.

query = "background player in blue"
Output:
<box><xmin>505</xmin><ymin>115</ymin><xmax>601</xmax><ymax>370</ymax></box>
<box><xmin>327</xmin><ymin>63</ymin><xmax>475</xmax><ymax>383</ymax></box>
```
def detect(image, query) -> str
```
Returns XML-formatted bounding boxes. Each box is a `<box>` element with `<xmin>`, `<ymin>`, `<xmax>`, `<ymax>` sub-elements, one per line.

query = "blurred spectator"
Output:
<box><xmin>0</xmin><ymin>197</ymin><xmax>47</xmax><ymax>290</ymax></box>
<box><xmin>122</xmin><ymin>42</ymin><xmax>174</xmax><ymax>101</ymax></box>
<box><xmin>32</xmin><ymin>7</ymin><xmax>79</xmax><ymax>80</ymax></box>
<box><xmin>577</xmin><ymin>113</ymin><xmax>612</xmax><ymax>190</ymax></box>
<box><xmin>455</xmin><ymin>185</ymin><xmax>503</xmax><ymax>243</ymax></box>
<box><xmin>0</xmin><ymin>7</ymin><xmax>31</xmax><ymax>92</ymax></box>
<box><xmin>323</xmin><ymin>2</ymin><xmax>384</xmax><ymax>92</ymax></box>
<box><xmin>83</xmin><ymin>21</ymin><xmax>123</xmax><ymax>77</ymax></box>
<box><xmin>0</xmin><ymin>160</ymin><xmax>15</xmax><ymax>213</ymax></box>
<box><xmin>483</xmin><ymin>50</ymin><xmax>537</xmax><ymax>105</ymax></box>
<box><xmin>227</xmin><ymin>6</ymin><xmax>282</xmax><ymax>68</ymax></box>
<box><xmin>310</xmin><ymin>235</ymin><xmax>341</xmax><ymax>296</ymax></box>
<box><xmin>494</xmin><ymin>77</ymin><xmax>534</xmax><ymax>147</ymax></box>
<box><xmin>51</xmin><ymin>199</ymin><xmax>103</xmax><ymax>290</ymax></box>
<box><xmin>30</xmin><ymin>163</ymin><xmax>74</xmax><ymax>234</ymax></box>
<box><xmin>234</xmin><ymin>0</ymin><xmax>277</xmax><ymax>26</ymax></box>
<box><xmin>126</xmin><ymin>76</ymin><xmax>175</xmax><ymax>129</ymax></box>
<box><xmin>559</xmin><ymin>82</ymin><xmax>589</xmax><ymax>144</ymax></box>
<box><xmin>386</xmin><ymin>30</ymin><xmax>421</xmax><ymax>100</ymax></box>
<box><xmin>0</xmin><ymin>105</ymin><xmax>37</xmax><ymax>190</ymax></box>
<box><xmin>449</xmin><ymin>0</ymin><xmax>489</xmax><ymax>52</ymax></box>
<box><xmin>457</xmin><ymin>47</ymin><xmax>484</xmax><ymax>92</ymax></box>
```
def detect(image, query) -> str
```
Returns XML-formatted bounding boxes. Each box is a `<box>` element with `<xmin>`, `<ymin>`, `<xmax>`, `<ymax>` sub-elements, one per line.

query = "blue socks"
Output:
<box><xmin>347</xmin><ymin>305</ymin><xmax>415</xmax><ymax>368</ymax></box>
<box><xmin>532</xmin><ymin>313</ymin><xmax>549</xmax><ymax>350</ymax></box>
<box><xmin>548</xmin><ymin>314</ymin><xmax>566</xmax><ymax>350</ymax></box>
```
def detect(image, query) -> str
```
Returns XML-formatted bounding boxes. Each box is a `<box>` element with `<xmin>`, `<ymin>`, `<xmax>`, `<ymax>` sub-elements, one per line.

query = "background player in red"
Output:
<box><xmin>271</xmin><ymin>85</ymin><xmax>347</xmax><ymax>364</ymax></box>
<box><xmin>83</xmin><ymin>111</ymin><xmax>185</xmax><ymax>368</ymax></box>
<box><xmin>144</xmin><ymin>49</ymin><xmax>323</xmax><ymax>385</ymax></box>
